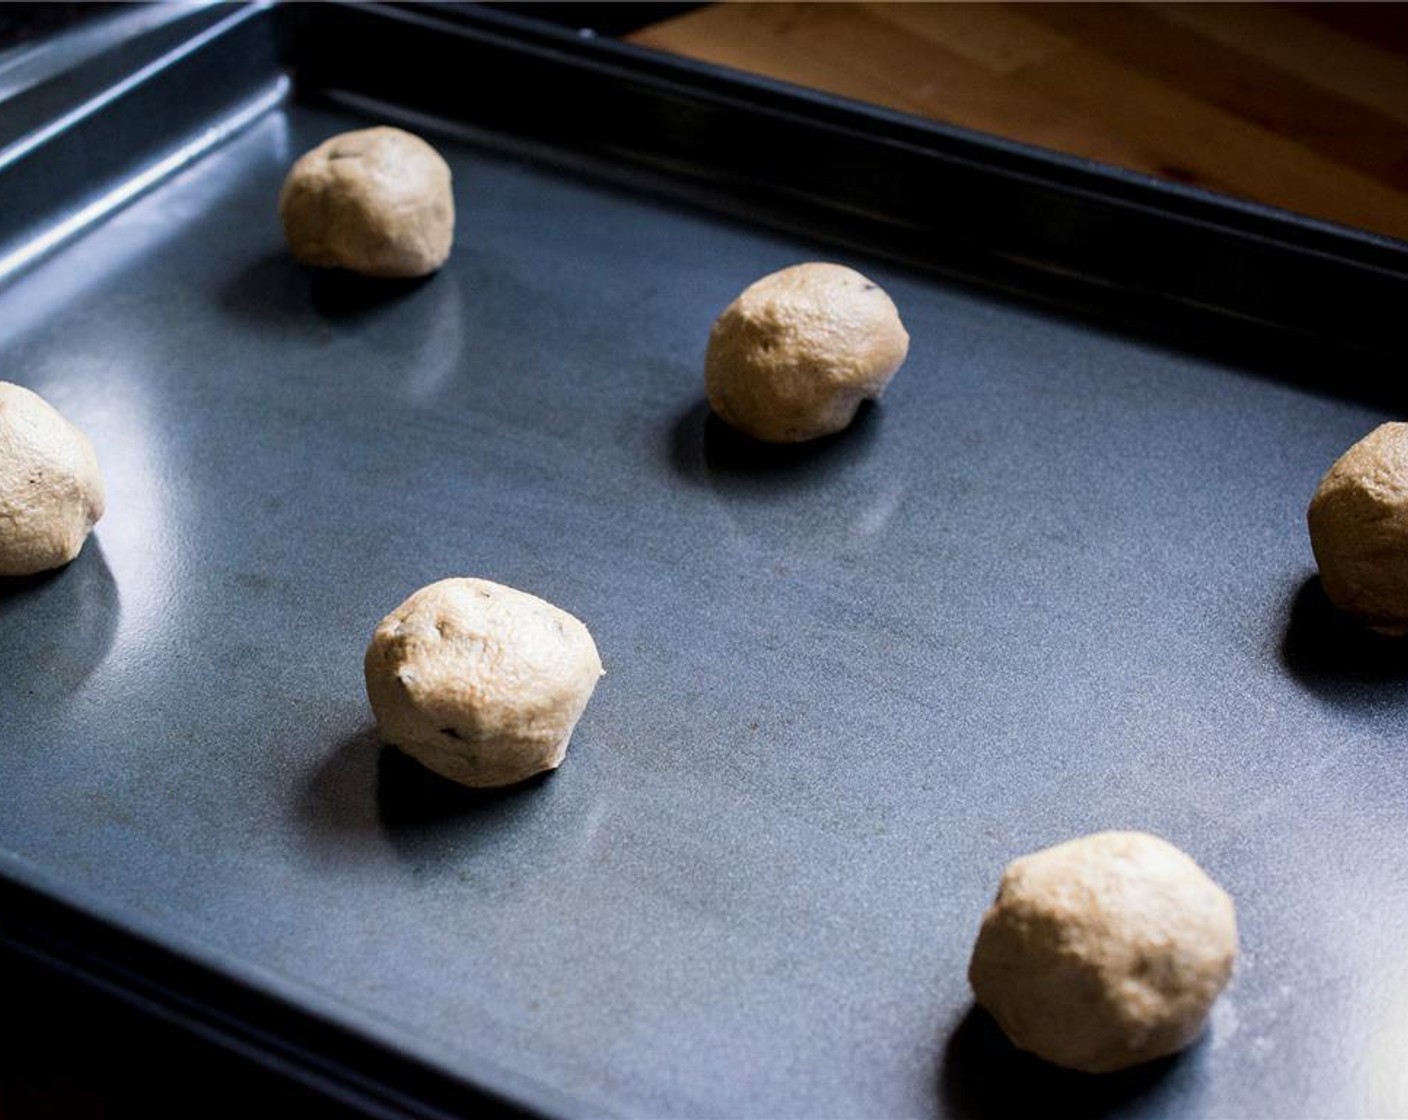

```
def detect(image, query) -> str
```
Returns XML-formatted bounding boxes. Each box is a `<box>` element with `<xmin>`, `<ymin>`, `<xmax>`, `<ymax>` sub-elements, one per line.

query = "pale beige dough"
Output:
<box><xmin>968</xmin><ymin>830</ymin><xmax>1237</xmax><ymax>1074</ymax></box>
<box><xmin>0</xmin><ymin>382</ymin><xmax>105</xmax><ymax>577</ymax></box>
<box><xmin>1307</xmin><ymin>422</ymin><xmax>1408</xmax><ymax>632</ymax></box>
<box><xmin>364</xmin><ymin>578</ymin><xmax>603</xmax><ymax>788</ymax></box>
<box><xmin>279</xmin><ymin>127</ymin><xmax>454</xmax><ymax>279</ymax></box>
<box><xmin>705</xmin><ymin>262</ymin><xmax>910</xmax><ymax>443</ymax></box>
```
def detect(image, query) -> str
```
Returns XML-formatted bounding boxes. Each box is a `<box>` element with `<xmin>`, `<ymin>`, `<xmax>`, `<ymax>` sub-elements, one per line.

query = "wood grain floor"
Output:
<box><xmin>628</xmin><ymin>2</ymin><xmax>1408</xmax><ymax>243</ymax></box>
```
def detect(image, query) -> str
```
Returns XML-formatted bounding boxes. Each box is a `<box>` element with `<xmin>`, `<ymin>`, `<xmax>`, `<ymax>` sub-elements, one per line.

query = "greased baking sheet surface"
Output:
<box><xmin>1</xmin><ymin>102</ymin><xmax>1404</xmax><ymax>1118</ymax></box>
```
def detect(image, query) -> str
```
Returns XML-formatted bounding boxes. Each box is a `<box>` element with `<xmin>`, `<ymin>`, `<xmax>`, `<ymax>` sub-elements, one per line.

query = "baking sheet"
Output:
<box><xmin>2</xmin><ymin>11</ymin><xmax>1407</xmax><ymax>1120</ymax></box>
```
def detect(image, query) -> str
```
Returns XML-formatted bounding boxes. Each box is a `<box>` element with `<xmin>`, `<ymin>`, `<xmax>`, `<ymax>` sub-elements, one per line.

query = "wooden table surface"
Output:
<box><xmin>629</xmin><ymin>2</ymin><xmax>1408</xmax><ymax>244</ymax></box>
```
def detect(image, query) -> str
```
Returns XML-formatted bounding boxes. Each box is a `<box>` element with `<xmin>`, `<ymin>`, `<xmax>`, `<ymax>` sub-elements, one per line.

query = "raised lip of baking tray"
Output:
<box><xmin>2</xmin><ymin>1</ymin><xmax>1405</xmax><ymax>362</ymax></box>
<box><xmin>1</xmin><ymin>3</ymin><xmax>1407</xmax><ymax>1117</ymax></box>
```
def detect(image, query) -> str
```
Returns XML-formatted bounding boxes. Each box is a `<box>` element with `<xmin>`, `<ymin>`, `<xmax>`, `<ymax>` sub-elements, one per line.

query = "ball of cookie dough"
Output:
<box><xmin>705</xmin><ymin>262</ymin><xmax>909</xmax><ymax>443</ymax></box>
<box><xmin>278</xmin><ymin>126</ymin><xmax>454</xmax><ymax>279</ymax></box>
<box><xmin>364</xmin><ymin>578</ymin><xmax>603</xmax><ymax>788</ymax></box>
<box><xmin>1307</xmin><ymin>423</ymin><xmax>1408</xmax><ymax>632</ymax></box>
<box><xmin>0</xmin><ymin>382</ymin><xmax>105</xmax><ymax>577</ymax></box>
<box><xmin>968</xmin><ymin>831</ymin><xmax>1237</xmax><ymax>1074</ymax></box>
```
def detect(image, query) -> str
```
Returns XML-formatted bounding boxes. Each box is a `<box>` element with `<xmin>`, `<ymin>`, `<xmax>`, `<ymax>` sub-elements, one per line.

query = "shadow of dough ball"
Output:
<box><xmin>364</xmin><ymin>578</ymin><xmax>603</xmax><ymax>788</ymax></box>
<box><xmin>0</xmin><ymin>382</ymin><xmax>105</xmax><ymax>577</ymax></box>
<box><xmin>968</xmin><ymin>831</ymin><xmax>1237</xmax><ymax>1074</ymax></box>
<box><xmin>705</xmin><ymin>262</ymin><xmax>909</xmax><ymax>443</ymax></box>
<box><xmin>278</xmin><ymin>126</ymin><xmax>454</xmax><ymax>279</ymax></box>
<box><xmin>1308</xmin><ymin>422</ymin><xmax>1408</xmax><ymax>633</ymax></box>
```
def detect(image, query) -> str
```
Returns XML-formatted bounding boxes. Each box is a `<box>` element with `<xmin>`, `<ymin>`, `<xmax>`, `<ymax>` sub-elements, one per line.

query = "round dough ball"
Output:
<box><xmin>364</xmin><ymin>578</ymin><xmax>603</xmax><ymax>788</ymax></box>
<box><xmin>1307</xmin><ymin>423</ymin><xmax>1408</xmax><ymax>632</ymax></box>
<box><xmin>705</xmin><ymin>262</ymin><xmax>909</xmax><ymax>443</ymax></box>
<box><xmin>968</xmin><ymin>831</ymin><xmax>1237</xmax><ymax>1074</ymax></box>
<box><xmin>278</xmin><ymin>127</ymin><xmax>454</xmax><ymax>279</ymax></box>
<box><xmin>0</xmin><ymin>382</ymin><xmax>105</xmax><ymax>577</ymax></box>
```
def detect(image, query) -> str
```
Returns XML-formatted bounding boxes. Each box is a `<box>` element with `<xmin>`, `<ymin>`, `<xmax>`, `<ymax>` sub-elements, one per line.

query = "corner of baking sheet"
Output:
<box><xmin>0</xmin><ymin>3</ymin><xmax>285</xmax><ymax>287</ymax></box>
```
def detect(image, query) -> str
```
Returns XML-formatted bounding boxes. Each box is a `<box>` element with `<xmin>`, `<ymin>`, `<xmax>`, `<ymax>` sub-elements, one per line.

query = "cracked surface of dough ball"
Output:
<box><xmin>1307</xmin><ymin>422</ymin><xmax>1408</xmax><ymax>632</ymax></box>
<box><xmin>365</xmin><ymin>578</ymin><xmax>603</xmax><ymax>788</ymax></box>
<box><xmin>968</xmin><ymin>831</ymin><xmax>1237</xmax><ymax>1074</ymax></box>
<box><xmin>279</xmin><ymin>127</ymin><xmax>454</xmax><ymax>279</ymax></box>
<box><xmin>0</xmin><ymin>382</ymin><xmax>105</xmax><ymax>577</ymax></box>
<box><xmin>705</xmin><ymin>262</ymin><xmax>909</xmax><ymax>443</ymax></box>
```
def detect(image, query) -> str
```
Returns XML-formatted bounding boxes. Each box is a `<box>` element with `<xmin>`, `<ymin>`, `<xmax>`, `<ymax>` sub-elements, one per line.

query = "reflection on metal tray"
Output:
<box><xmin>1</xmin><ymin>4</ymin><xmax>1406</xmax><ymax>1117</ymax></box>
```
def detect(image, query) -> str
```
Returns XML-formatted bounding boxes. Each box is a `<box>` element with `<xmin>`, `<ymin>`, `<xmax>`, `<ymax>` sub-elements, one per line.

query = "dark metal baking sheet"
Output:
<box><xmin>2</xmin><ymin>5</ymin><xmax>1407</xmax><ymax>1117</ymax></box>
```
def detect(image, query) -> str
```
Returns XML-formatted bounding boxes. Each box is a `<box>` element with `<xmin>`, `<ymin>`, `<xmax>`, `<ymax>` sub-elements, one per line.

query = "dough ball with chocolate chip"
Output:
<box><xmin>1308</xmin><ymin>422</ymin><xmax>1408</xmax><ymax>632</ymax></box>
<box><xmin>705</xmin><ymin>262</ymin><xmax>909</xmax><ymax>443</ymax></box>
<box><xmin>968</xmin><ymin>831</ymin><xmax>1237</xmax><ymax>1074</ymax></box>
<box><xmin>0</xmin><ymin>382</ymin><xmax>105</xmax><ymax>577</ymax></box>
<box><xmin>364</xmin><ymin>578</ymin><xmax>603</xmax><ymax>788</ymax></box>
<box><xmin>279</xmin><ymin>126</ymin><xmax>454</xmax><ymax>278</ymax></box>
